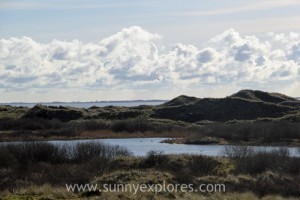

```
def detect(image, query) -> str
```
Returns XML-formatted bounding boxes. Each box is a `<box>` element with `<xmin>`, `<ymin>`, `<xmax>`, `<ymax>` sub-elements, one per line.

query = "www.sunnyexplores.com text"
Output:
<box><xmin>66</xmin><ymin>182</ymin><xmax>226</xmax><ymax>195</ymax></box>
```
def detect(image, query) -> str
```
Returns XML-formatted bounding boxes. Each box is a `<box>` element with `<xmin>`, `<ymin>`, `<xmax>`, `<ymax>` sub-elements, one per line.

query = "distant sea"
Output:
<box><xmin>2</xmin><ymin>97</ymin><xmax>298</xmax><ymax>108</ymax></box>
<box><xmin>0</xmin><ymin>100</ymin><xmax>167</xmax><ymax>108</ymax></box>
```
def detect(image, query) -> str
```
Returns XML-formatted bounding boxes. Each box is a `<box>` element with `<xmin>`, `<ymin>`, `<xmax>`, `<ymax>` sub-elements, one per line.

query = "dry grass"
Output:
<box><xmin>2</xmin><ymin>189</ymin><xmax>299</xmax><ymax>200</ymax></box>
<box><xmin>1</xmin><ymin>184</ymin><xmax>76</xmax><ymax>200</ymax></box>
<box><xmin>1</xmin><ymin>169</ymin><xmax>300</xmax><ymax>199</ymax></box>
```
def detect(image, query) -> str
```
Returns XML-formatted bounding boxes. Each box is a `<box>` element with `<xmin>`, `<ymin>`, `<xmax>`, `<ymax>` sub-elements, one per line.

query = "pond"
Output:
<box><xmin>46</xmin><ymin>137</ymin><xmax>299</xmax><ymax>157</ymax></box>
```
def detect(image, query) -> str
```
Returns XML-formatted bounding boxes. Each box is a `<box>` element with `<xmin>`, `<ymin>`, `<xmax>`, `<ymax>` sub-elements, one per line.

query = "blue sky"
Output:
<box><xmin>1</xmin><ymin>0</ymin><xmax>300</xmax><ymax>102</ymax></box>
<box><xmin>1</xmin><ymin>0</ymin><xmax>300</xmax><ymax>45</ymax></box>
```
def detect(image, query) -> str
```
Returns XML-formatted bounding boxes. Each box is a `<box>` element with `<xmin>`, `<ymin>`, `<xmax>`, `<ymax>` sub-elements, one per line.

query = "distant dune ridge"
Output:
<box><xmin>1</xmin><ymin>90</ymin><xmax>300</xmax><ymax>123</ymax></box>
<box><xmin>230</xmin><ymin>90</ymin><xmax>298</xmax><ymax>104</ymax></box>
<box><xmin>155</xmin><ymin>90</ymin><xmax>299</xmax><ymax>122</ymax></box>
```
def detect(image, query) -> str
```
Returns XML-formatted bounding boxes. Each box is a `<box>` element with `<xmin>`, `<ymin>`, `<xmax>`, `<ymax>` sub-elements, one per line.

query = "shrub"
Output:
<box><xmin>223</xmin><ymin>146</ymin><xmax>254</xmax><ymax>158</ymax></box>
<box><xmin>140</xmin><ymin>151</ymin><xmax>169</xmax><ymax>168</ymax></box>
<box><xmin>188</xmin><ymin>155</ymin><xmax>222</xmax><ymax>176</ymax></box>
<box><xmin>254</xmin><ymin>172</ymin><xmax>300</xmax><ymax>197</ymax></box>
<box><xmin>110</xmin><ymin>118</ymin><xmax>152</xmax><ymax>133</ymax></box>
<box><xmin>2</xmin><ymin>142</ymin><xmax>68</xmax><ymax>165</ymax></box>
<box><xmin>188</xmin><ymin>121</ymin><xmax>300</xmax><ymax>143</ymax></box>
<box><xmin>0</xmin><ymin>118</ymin><xmax>64</xmax><ymax>131</ymax></box>
<box><xmin>70</xmin><ymin>142</ymin><xmax>132</xmax><ymax>162</ymax></box>
<box><xmin>0</xmin><ymin>141</ymin><xmax>132</xmax><ymax>166</ymax></box>
<box><xmin>224</xmin><ymin>146</ymin><xmax>300</xmax><ymax>174</ymax></box>
<box><xmin>0</xmin><ymin>150</ymin><xmax>18</xmax><ymax>168</ymax></box>
<box><xmin>76</xmin><ymin>120</ymin><xmax>109</xmax><ymax>131</ymax></box>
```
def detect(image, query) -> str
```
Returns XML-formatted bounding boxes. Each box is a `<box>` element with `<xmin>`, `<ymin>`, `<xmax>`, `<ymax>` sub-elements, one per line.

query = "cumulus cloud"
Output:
<box><xmin>0</xmin><ymin>26</ymin><xmax>300</xmax><ymax>100</ymax></box>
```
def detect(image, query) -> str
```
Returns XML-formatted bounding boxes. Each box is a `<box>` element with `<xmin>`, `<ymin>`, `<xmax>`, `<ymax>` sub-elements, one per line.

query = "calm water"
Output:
<box><xmin>0</xmin><ymin>101</ymin><xmax>166</xmax><ymax>108</ymax></box>
<box><xmin>46</xmin><ymin>138</ymin><xmax>299</xmax><ymax>157</ymax></box>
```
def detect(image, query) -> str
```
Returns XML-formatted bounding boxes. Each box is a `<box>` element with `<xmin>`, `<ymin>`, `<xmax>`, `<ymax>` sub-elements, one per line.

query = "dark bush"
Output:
<box><xmin>0</xmin><ymin>118</ymin><xmax>64</xmax><ymax>131</ymax></box>
<box><xmin>0</xmin><ymin>141</ymin><xmax>132</xmax><ymax>165</ymax></box>
<box><xmin>224</xmin><ymin>146</ymin><xmax>300</xmax><ymax>174</ymax></box>
<box><xmin>0</xmin><ymin>150</ymin><xmax>18</xmax><ymax>168</ymax></box>
<box><xmin>140</xmin><ymin>151</ymin><xmax>169</xmax><ymax>168</ymax></box>
<box><xmin>188</xmin><ymin>155</ymin><xmax>222</xmax><ymax>176</ymax></box>
<box><xmin>110</xmin><ymin>118</ymin><xmax>152</xmax><ymax>133</ymax></box>
<box><xmin>254</xmin><ymin>172</ymin><xmax>300</xmax><ymax>197</ymax></box>
<box><xmin>70</xmin><ymin>142</ymin><xmax>132</xmax><ymax>162</ymax></box>
<box><xmin>76</xmin><ymin>120</ymin><xmax>109</xmax><ymax>131</ymax></box>
<box><xmin>2</xmin><ymin>142</ymin><xmax>68</xmax><ymax>165</ymax></box>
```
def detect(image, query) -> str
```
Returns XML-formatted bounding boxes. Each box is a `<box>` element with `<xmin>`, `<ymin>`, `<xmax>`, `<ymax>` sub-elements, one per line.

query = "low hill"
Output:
<box><xmin>230</xmin><ymin>90</ymin><xmax>297</xmax><ymax>104</ymax></box>
<box><xmin>21</xmin><ymin>104</ymin><xmax>151</xmax><ymax>122</ymax></box>
<box><xmin>2</xmin><ymin>90</ymin><xmax>299</xmax><ymax>123</ymax></box>
<box><xmin>0</xmin><ymin>105</ymin><xmax>29</xmax><ymax>119</ymax></box>
<box><xmin>153</xmin><ymin>90</ymin><xmax>299</xmax><ymax>122</ymax></box>
<box><xmin>163</xmin><ymin>95</ymin><xmax>198</xmax><ymax>106</ymax></box>
<box><xmin>22</xmin><ymin>104</ymin><xmax>86</xmax><ymax>122</ymax></box>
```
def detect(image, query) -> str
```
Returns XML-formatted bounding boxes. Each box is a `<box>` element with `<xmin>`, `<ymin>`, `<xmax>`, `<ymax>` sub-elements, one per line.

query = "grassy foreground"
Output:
<box><xmin>0</xmin><ymin>142</ymin><xmax>300</xmax><ymax>199</ymax></box>
<box><xmin>2</xmin><ymin>189</ymin><xmax>300</xmax><ymax>200</ymax></box>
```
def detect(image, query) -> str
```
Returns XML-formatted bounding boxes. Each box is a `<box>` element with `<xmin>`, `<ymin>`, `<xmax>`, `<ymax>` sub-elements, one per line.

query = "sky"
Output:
<box><xmin>1</xmin><ymin>0</ymin><xmax>300</xmax><ymax>102</ymax></box>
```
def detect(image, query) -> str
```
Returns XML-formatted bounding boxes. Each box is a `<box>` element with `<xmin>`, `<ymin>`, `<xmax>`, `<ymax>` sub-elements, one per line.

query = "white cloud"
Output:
<box><xmin>0</xmin><ymin>26</ymin><xmax>300</xmax><ymax>101</ymax></box>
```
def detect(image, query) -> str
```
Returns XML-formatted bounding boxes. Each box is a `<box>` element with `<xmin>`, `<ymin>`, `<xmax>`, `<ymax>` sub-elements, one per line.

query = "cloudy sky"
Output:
<box><xmin>1</xmin><ymin>0</ymin><xmax>300</xmax><ymax>102</ymax></box>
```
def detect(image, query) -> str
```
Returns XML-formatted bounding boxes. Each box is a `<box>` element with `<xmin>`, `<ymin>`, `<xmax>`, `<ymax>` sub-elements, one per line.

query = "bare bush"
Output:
<box><xmin>224</xmin><ymin>146</ymin><xmax>300</xmax><ymax>174</ymax></box>
<box><xmin>223</xmin><ymin>146</ymin><xmax>254</xmax><ymax>158</ymax></box>
<box><xmin>1</xmin><ymin>142</ymin><xmax>68</xmax><ymax>165</ymax></box>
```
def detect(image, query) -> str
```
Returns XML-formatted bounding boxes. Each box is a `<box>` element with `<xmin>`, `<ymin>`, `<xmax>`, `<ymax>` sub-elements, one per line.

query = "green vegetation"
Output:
<box><xmin>0</xmin><ymin>117</ymin><xmax>194</xmax><ymax>141</ymax></box>
<box><xmin>0</xmin><ymin>106</ymin><xmax>28</xmax><ymax>119</ymax></box>
<box><xmin>1</xmin><ymin>90</ymin><xmax>300</xmax><ymax>123</ymax></box>
<box><xmin>1</xmin><ymin>90</ymin><xmax>300</xmax><ymax>145</ymax></box>
<box><xmin>1</xmin><ymin>117</ymin><xmax>300</xmax><ymax>146</ymax></box>
<box><xmin>0</xmin><ymin>143</ymin><xmax>300</xmax><ymax>199</ymax></box>
<box><xmin>0</xmin><ymin>142</ymin><xmax>131</xmax><ymax>191</ymax></box>
<box><xmin>230</xmin><ymin>89</ymin><xmax>298</xmax><ymax>103</ymax></box>
<box><xmin>170</xmin><ymin>120</ymin><xmax>300</xmax><ymax>146</ymax></box>
<box><xmin>1</xmin><ymin>90</ymin><xmax>300</xmax><ymax>199</ymax></box>
<box><xmin>154</xmin><ymin>96</ymin><xmax>297</xmax><ymax>122</ymax></box>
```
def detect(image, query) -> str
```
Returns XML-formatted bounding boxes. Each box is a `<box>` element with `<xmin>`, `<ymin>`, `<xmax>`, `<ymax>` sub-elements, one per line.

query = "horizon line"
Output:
<box><xmin>0</xmin><ymin>99</ymin><xmax>168</xmax><ymax>104</ymax></box>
